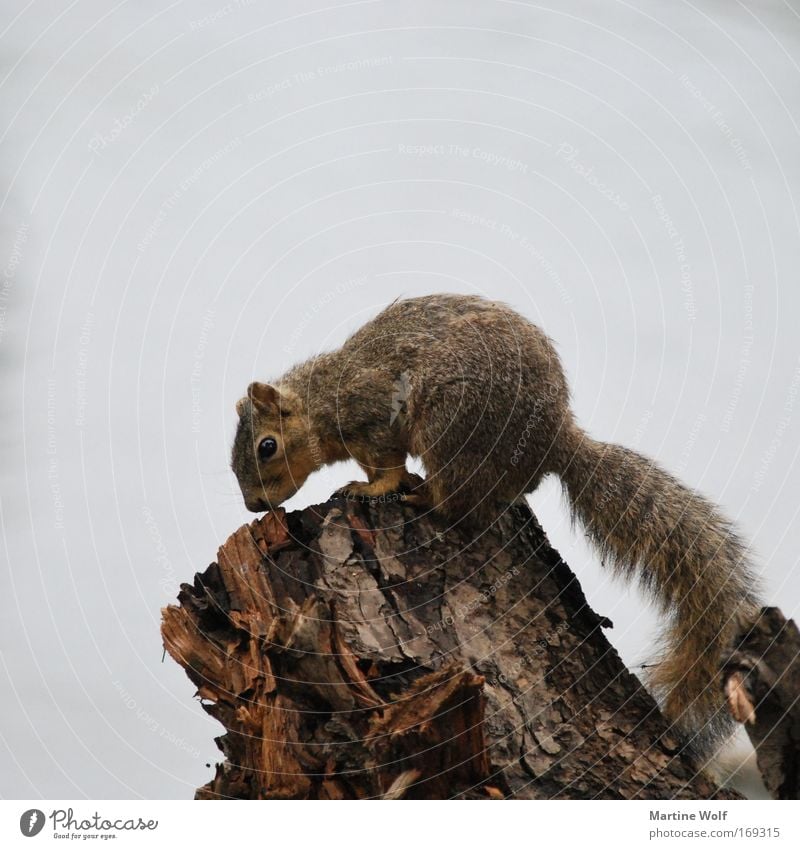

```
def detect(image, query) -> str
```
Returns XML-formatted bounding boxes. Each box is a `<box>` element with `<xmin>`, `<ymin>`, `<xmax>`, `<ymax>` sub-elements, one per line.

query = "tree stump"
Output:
<box><xmin>161</xmin><ymin>496</ymin><xmax>738</xmax><ymax>799</ymax></box>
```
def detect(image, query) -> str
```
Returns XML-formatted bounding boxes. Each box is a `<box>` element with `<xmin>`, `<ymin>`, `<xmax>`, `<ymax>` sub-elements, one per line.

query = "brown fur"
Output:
<box><xmin>231</xmin><ymin>293</ymin><xmax>760</xmax><ymax>753</ymax></box>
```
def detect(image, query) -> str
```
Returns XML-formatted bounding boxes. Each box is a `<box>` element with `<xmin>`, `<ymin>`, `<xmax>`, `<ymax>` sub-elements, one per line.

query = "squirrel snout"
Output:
<box><xmin>244</xmin><ymin>496</ymin><xmax>270</xmax><ymax>513</ymax></box>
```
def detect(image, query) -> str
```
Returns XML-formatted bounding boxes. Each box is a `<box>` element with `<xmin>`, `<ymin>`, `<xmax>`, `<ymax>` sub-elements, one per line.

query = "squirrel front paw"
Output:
<box><xmin>334</xmin><ymin>475</ymin><xmax>433</xmax><ymax>511</ymax></box>
<box><xmin>335</xmin><ymin>481</ymin><xmax>409</xmax><ymax>506</ymax></box>
<box><xmin>336</xmin><ymin>480</ymin><xmax>389</xmax><ymax>500</ymax></box>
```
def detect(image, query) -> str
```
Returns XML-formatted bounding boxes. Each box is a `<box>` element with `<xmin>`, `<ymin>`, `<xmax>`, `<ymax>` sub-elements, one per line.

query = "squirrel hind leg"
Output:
<box><xmin>408</xmin><ymin>429</ymin><xmax>510</xmax><ymax>529</ymax></box>
<box><xmin>405</xmin><ymin>469</ymin><xmax>507</xmax><ymax>529</ymax></box>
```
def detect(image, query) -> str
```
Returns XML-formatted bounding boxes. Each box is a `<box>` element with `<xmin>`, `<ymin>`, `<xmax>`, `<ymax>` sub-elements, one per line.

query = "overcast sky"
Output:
<box><xmin>1</xmin><ymin>0</ymin><xmax>799</xmax><ymax>799</ymax></box>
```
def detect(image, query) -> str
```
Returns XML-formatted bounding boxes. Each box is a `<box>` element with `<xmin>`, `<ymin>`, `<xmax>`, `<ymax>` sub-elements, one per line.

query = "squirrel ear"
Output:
<box><xmin>247</xmin><ymin>382</ymin><xmax>280</xmax><ymax>411</ymax></box>
<box><xmin>235</xmin><ymin>397</ymin><xmax>248</xmax><ymax>417</ymax></box>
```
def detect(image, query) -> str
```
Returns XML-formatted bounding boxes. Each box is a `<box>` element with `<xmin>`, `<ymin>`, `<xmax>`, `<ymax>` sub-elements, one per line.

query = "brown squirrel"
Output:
<box><xmin>231</xmin><ymin>293</ymin><xmax>759</xmax><ymax>753</ymax></box>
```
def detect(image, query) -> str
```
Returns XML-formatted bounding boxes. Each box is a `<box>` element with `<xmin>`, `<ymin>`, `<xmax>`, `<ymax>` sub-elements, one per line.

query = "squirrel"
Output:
<box><xmin>231</xmin><ymin>292</ymin><xmax>760</xmax><ymax>754</ymax></box>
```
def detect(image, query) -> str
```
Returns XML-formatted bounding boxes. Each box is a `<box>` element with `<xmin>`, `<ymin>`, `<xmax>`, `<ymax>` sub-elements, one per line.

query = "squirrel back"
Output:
<box><xmin>231</xmin><ymin>293</ymin><xmax>760</xmax><ymax>753</ymax></box>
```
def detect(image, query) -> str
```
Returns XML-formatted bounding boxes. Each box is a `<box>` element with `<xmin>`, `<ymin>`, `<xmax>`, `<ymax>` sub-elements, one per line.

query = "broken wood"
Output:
<box><xmin>161</xmin><ymin>496</ymin><xmax>740</xmax><ymax>799</ymax></box>
<box><xmin>722</xmin><ymin>607</ymin><xmax>800</xmax><ymax>800</ymax></box>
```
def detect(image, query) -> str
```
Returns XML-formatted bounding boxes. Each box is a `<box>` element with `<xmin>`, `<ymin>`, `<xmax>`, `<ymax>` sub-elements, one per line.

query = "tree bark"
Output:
<box><xmin>161</xmin><ymin>496</ymin><xmax>738</xmax><ymax>799</ymax></box>
<box><xmin>723</xmin><ymin>607</ymin><xmax>800</xmax><ymax>800</ymax></box>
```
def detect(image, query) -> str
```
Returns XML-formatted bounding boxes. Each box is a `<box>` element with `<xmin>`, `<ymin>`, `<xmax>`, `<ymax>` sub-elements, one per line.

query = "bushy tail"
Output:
<box><xmin>559</xmin><ymin>427</ymin><xmax>760</xmax><ymax>755</ymax></box>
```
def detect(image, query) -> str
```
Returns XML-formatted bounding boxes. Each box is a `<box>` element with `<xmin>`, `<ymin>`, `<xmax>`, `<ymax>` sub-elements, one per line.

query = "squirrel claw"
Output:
<box><xmin>335</xmin><ymin>481</ymin><xmax>397</xmax><ymax>501</ymax></box>
<box><xmin>335</xmin><ymin>481</ymin><xmax>373</xmax><ymax>499</ymax></box>
<box><xmin>334</xmin><ymin>478</ymin><xmax>431</xmax><ymax>507</ymax></box>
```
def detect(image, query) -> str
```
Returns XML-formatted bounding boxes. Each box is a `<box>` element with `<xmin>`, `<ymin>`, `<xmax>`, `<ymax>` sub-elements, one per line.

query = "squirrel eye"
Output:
<box><xmin>258</xmin><ymin>437</ymin><xmax>277</xmax><ymax>461</ymax></box>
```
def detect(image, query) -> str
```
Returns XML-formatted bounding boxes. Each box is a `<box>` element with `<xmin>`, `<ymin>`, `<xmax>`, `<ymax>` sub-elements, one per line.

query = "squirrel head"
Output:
<box><xmin>231</xmin><ymin>382</ymin><xmax>317</xmax><ymax>512</ymax></box>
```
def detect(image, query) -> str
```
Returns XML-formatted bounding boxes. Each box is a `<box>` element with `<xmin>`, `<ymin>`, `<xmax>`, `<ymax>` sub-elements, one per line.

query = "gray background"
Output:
<box><xmin>1</xmin><ymin>0</ymin><xmax>798</xmax><ymax>798</ymax></box>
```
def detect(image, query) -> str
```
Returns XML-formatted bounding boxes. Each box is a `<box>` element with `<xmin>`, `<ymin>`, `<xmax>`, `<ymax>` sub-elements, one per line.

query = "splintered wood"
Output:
<box><xmin>722</xmin><ymin>607</ymin><xmax>800</xmax><ymax>800</ymax></box>
<box><xmin>161</xmin><ymin>498</ymin><xmax>739</xmax><ymax>799</ymax></box>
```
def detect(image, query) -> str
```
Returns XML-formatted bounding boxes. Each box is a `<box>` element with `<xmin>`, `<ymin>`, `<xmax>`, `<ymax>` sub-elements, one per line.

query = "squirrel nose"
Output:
<box><xmin>246</xmin><ymin>496</ymin><xmax>270</xmax><ymax>512</ymax></box>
